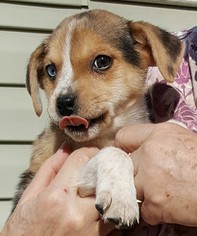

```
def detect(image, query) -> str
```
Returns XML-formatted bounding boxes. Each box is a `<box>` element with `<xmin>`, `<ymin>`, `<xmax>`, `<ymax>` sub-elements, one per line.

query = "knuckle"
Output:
<box><xmin>65</xmin><ymin>214</ymin><xmax>85</xmax><ymax>231</ymax></box>
<box><xmin>151</xmin><ymin>193</ymin><xmax>166</xmax><ymax>207</ymax></box>
<box><xmin>115</xmin><ymin>127</ymin><xmax>127</xmax><ymax>145</ymax></box>
<box><xmin>143</xmin><ymin>191</ymin><xmax>168</xmax><ymax>213</ymax></box>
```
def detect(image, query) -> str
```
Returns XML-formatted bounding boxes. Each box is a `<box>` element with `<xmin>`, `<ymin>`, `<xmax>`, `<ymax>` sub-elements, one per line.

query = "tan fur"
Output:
<box><xmin>130</xmin><ymin>21</ymin><xmax>184</xmax><ymax>81</ymax></box>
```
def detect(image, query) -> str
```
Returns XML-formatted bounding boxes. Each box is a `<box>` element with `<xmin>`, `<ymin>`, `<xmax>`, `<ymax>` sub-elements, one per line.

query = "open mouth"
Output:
<box><xmin>59</xmin><ymin>113</ymin><xmax>105</xmax><ymax>133</ymax></box>
<box><xmin>68</xmin><ymin>114</ymin><xmax>104</xmax><ymax>132</ymax></box>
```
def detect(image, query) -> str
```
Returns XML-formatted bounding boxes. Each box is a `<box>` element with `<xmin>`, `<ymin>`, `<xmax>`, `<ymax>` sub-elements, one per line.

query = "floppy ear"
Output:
<box><xmin>26</xmin><ymin>43</ymin><xmax>47</xmax><ymax>117</ymax></box>
<box><xmin>129</xmin><ymin>21</ymin><xmax>184</xmax><ymax>82</ymax></box>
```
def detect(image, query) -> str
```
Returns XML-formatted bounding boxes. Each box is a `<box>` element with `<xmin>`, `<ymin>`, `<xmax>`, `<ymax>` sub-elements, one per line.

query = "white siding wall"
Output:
<box><xmin>0</xmin><ymin>0</ymin><xmax>86</xmax><ymax>229</ymax></box>
<box><xmin>89</xmin><ymin>1</ymin><xmax>197</xmax><ymax>31</ymax></box>
<box><xmin>0</xmin><ymin>0</ymin><xmax>196</xmax><ymax>230</ymax></box>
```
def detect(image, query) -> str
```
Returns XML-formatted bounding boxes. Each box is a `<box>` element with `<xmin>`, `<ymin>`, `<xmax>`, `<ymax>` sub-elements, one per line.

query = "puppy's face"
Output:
<box><xmin>27</xmin><ymin>10</ymin><xmax>183</xmax><ymax>142</ymax></box>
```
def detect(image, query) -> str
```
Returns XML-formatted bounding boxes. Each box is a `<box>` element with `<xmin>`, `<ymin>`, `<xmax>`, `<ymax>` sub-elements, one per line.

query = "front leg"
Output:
<box><xmin>76</xmin><ymin>147</ymin><xmax>139</xmax><ymax>228</ymax></box>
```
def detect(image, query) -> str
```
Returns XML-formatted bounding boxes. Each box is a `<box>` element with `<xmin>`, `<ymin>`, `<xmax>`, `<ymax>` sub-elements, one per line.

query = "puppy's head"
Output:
<box><xmin>26</xmin><ymin>10</ymin><xmax>184</xmax><ymax>142</ymax></box>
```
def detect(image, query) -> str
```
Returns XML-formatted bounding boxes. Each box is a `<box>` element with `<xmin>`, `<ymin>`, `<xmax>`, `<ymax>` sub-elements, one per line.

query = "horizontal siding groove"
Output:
<box><xmin>0</xmin><ymin>198</ymin><xmax>13</xmax><ymax>202</ymax></box>
<box><xmin>0</xmin><ymin>1</ymin><xmax>83</xmax><ymax>8</ymax></box>
<box><xmin>0</xmin><ymin>141</ymin><xmax>32</xmax><ymax>145</ymax></box>
<box><xmin>113</xmin><ymin>0</ymin><xmax>197</xmax><ymax>8</ymax></box>
<box><xmin>0</xmin><ymin>83</ymin><xmax>26</xmax><ymax>88</ymax></box>
<box><xmin>0</xmin><ymin>26</ymin><xmax>52</xmax><ymax>34</ymax></box>
<box><xmin>91</xmin><ymin>0</ymin><xmax>197</xmax><ymax>10</ymax></box>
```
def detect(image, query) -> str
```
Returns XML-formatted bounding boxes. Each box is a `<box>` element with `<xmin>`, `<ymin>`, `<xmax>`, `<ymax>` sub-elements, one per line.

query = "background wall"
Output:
<box><xmin>0</xmin><ymin>0</ymin><xmax>196</xmax><ymax>229</ymax></box>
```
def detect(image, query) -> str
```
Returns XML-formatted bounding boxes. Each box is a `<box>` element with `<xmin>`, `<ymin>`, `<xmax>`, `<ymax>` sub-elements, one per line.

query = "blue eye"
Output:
<box><xmin>46</xmin><ymin>64</ymin><xmax>57</xmax><ymax>80</ymax></box>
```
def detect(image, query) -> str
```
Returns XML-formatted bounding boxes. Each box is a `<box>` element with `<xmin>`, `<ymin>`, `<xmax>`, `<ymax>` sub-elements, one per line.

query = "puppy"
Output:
<box><xmin>13</xmin><ymin>9</ymin><xmax>184</xmax><ymax>229</ymax></box>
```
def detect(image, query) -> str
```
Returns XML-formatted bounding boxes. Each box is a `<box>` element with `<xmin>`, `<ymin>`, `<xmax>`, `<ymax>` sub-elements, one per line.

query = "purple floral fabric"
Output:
<box><xmin>147</xmin><ymin>27</ymin><xmax>197</xmax><ymax>132</ymax></box>
<box><xmin>127</xmin><ymin>27</ymin><xmax>197</xmax><ymax>235</ymax></box>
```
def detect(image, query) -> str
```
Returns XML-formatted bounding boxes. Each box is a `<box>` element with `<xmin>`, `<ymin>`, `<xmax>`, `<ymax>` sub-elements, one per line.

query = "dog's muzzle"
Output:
<box><xmin>56</xmin><ymin>94</ymin><xmax>90</xmax><ymax>131</ymax></box>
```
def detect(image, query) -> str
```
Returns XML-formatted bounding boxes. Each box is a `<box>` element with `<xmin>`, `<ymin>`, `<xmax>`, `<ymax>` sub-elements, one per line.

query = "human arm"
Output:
<box><xmin>1</xmin><ymin>144</ymin><xmax>113</xmax><ymax>236</ymax></box>
<box><xmin>115</xmin><ymin>122</ymin><xmax>197</xmax><ymax>226</ymax></box>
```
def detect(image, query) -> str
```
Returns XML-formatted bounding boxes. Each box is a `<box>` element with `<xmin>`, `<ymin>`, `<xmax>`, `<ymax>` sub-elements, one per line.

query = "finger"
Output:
<box><xmin>51</xmin><ymin>147</ymin><xmax>99</xmax><ymax>188</ymax></box>
<box><xmin>115</xmin><ymin>124</ymin><xmax>155</xmax><ymax>152</ymax></box>
<box><xmin>133</xmin><ymin>174</ymin><xmax>144</xmax><ymax>202</ymax></box>
<box><xmin>20</xmin><ymin>143</ymin><xmax>72</xmax><ymax>203</ymax></box>
<box><xmin>129</xmin><ymin>151</ymin><xmax>144</xmax><ymax>201</ymax></box>
<box><xmin>140</xmin><ymin>201</ymin><xmax>160</xmax><ymax>225</ymax></box>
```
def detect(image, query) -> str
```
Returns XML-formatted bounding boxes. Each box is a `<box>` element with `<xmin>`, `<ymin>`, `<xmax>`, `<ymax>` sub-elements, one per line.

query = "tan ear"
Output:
<box><xmin>129</xmin><ymin>21</ymin><xmax>184</xmax><ymax>82</ymax></box>
<box><xmin>26</xmin><ymin>43</ymin><xmax>47</xmax><ymax>117</ymax></box>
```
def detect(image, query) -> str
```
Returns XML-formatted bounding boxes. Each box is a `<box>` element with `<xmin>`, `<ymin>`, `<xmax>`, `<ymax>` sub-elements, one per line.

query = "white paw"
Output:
<box><xmin>75</xmin><ymin>146</ymin><xmax>140</xmax><ymax>228</ymax></box>
<box><xmin>95</xmin><ymin>147</ymin><xmax>139</xmax><ymax>228</ymax></box>
<box><xmin>96</xmin><ymin>188</ymin><xmax>139</xmax><ymax>228</ymax></box>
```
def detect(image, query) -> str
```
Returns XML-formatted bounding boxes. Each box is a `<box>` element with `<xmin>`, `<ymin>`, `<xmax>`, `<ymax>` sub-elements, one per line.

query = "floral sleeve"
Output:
<box><xmin>147</xmin><ymin>27</ymin><xmax>197</xmax><ymax>132</ymax></box>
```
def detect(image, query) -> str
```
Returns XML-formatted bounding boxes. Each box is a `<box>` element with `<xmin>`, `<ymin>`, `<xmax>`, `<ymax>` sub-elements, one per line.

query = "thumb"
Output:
<box><xmin>115</xmin><ymin>124</ymin><xmax>155</xmax><ymax>153</ymax></box>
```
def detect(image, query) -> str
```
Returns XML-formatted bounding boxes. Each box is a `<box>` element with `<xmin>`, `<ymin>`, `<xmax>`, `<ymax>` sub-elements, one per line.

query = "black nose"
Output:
<box><xmin>56</xmin><ymin>94</ymin><xmax>76</xmax><ymax>116</ymax></box>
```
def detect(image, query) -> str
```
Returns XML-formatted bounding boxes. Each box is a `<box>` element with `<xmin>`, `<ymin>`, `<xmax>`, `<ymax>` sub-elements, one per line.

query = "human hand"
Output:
<box><xmin>1</xmin><ymin>144</ymin><xmax>114</xmax><ymax>236</ymax></box>
<box><xmin>115</xmin><ymin>122</ymin><xmax>197</xmax><ymax>226</ymax></box>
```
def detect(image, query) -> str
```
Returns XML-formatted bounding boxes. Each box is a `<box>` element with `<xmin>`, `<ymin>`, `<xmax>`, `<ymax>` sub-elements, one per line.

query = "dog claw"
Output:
<box><xmin>107</xmin><ymin>217</ymin><xmax>120</xmax><ymax>225</ymax></box>
<box><xmin>95</xmin><ymin>192</ymin><xmax>111</xmax><ymax>215</ymax></box>
<box><xmin>119</xmin><ymin>223</ymin><xmax>133</xmax><ymax>230</ymax></box>
<box><xmin>95</xmin><ymin>203</ymin><xmax>104</xmax><ymax>215</ymax></box>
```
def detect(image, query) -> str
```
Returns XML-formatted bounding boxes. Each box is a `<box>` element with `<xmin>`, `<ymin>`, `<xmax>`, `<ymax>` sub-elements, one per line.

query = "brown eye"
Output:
<box><xmin>46</xmin><ymin>64</ymin><xmax>57</xmax><ymax>80</ymax></box>
<box><xmin>92</xmin><ymin>55</ymin><xmax>112</xmax><ymax>72</ymax></box>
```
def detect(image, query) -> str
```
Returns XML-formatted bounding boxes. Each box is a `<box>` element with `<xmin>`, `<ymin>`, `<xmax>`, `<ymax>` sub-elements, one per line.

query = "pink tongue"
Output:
<box><xmin>59</xmin><ymin>116</ymin><xmax>89</xmax><ymax>130</ymax></box>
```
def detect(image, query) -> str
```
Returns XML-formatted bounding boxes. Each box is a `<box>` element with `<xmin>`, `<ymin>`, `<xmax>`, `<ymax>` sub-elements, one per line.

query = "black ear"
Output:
<box><xmin>146</xmin><ymin>83</ymin><xmax>180</xmax><ymax>123</ymax></box>
<box><xmin>26</xmin><ymin>43</ymin><xmax>47</xmax><ymax>117</ymax></box>
<box><xmin>129</xmin><ymin>21</ymin><xmax>184</xmax><ymax>82</ymax></box>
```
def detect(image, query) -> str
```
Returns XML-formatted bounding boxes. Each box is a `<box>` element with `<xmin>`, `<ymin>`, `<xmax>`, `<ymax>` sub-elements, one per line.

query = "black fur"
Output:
<box><xmin>159</xmin><ymin>29</ymin><xmax>182</xmax><ymax>61</ymax></box>
<box><xmin>11</xmin><ymin>170</ymin><xmax>35</xmax><ymax>213</ymax></box>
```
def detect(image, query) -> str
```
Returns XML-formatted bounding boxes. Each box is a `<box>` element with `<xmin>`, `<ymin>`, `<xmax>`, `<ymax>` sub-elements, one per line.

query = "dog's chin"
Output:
<box><xmin>61</xmin><ymin>113</ymin><xmax>109</xmax><ymax>142</ymax></box>
<box><xmin>64</xmin><ymin>124</ymin><xmax>100</xmax><ymax>142</ymax></box>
